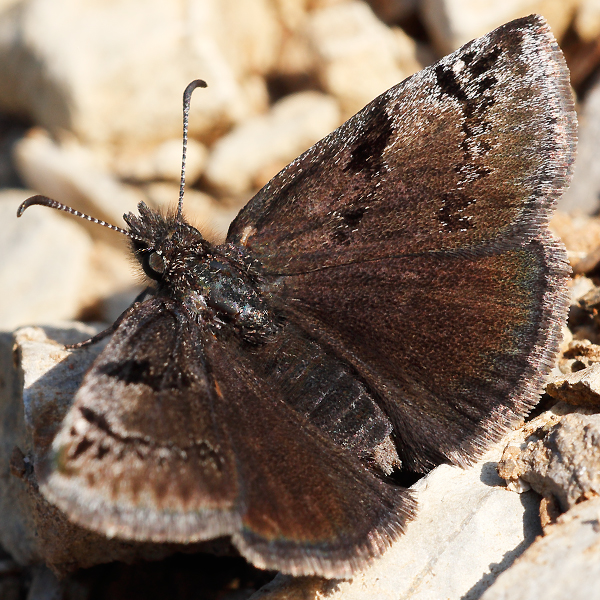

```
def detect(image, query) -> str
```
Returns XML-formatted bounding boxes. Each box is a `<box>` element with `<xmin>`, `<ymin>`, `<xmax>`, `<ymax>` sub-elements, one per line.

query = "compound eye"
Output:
<box><xmin>143</xmin><ymin>251</ymin><xmax>165</xmax><ymax>279</ymax></box>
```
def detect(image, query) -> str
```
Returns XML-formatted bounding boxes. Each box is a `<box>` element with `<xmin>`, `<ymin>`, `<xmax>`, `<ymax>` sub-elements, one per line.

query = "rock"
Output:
<box><xmin>204</xmin><ymin>91</ymin><xmax>340</xmax><ymax>195</ymax></box>
<box><xmin>547</xmin><ymin>363</ymin><xmax>600</xmax><ymax>407</ymax></box>
<box><xmin>0</xmin><ymin>189</ymin><xmax>93</xmax><ymax>330</ymax></box>
<box><xmin>79</xmin><ymin>240</ymin><xmax>141</xmax><ymax>325</ymax></box>
<box><xmin>0</xmin><ymin>0</ymin><xmax>269</xmax><ymax>147</ymax></box>
<box><xmin>113</xmin><ymin>137</ymin><xmax>208</xmax><ymax>185</ymax></box>
<box><xmin>479</xmin><ymin>496</ymin><xmax>600</xmax><ymax>600</ymax></box>
<box><xmin>13</xmin><ymin>128</ymin><xmax>144</xmax><ymax>243</ymax></box>
<box><xmin>559</xmin><ymin>74</ymin><xmax>600</xmax><ymax>215</ymax></box>
<box><xmin>216</xmin><ymin>0</ymin><xmax>282</xmax><ymax>77</ymax></box>
<box><xmin>306</xmin><ymin>1</ymin><xmax>418</xmax><ymax>118</ymax></box>
<box><xmin>557</xmin><ymin>338</ymin><xmax>600</xmax><ymax>375</ymax></box>
<box><xmin>498</xmin><ymin>411</ymin><xmax>600</xmax><ymax>514</ymax></box>
<box><xmin>0</xmin><ymin>549</ymin><xmax>22</xmax><ymax>600</ymax></box>
<box><xmin>568</xmin><ymin>275</ymin><xmax>597</xmax><ymax>305</ymax></box>
<box><xmin>419</xmin><ymin>0</ymin><xmax>577</xmax><ymax>55</ymax></box>
<box><xmin>574</xmin><ymin>0</ymin><xmax>600</xmax><ymax>42</ymax></box>
<box><xmin>550</xmin><ymin>211</ymin><xmax>600</xmax><ymax>274</ymax></box>
<box><xmin>251</xmin><ymin>448</ymin><xmax>542</xmax><ymax>599</ymax></box>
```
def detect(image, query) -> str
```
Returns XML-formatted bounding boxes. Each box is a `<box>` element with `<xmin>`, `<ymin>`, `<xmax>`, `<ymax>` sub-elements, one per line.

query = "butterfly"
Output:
<box><xmin>17</xmin><ymin>14</ymin><xmax>576</xmax><ymax>577</ymax></box>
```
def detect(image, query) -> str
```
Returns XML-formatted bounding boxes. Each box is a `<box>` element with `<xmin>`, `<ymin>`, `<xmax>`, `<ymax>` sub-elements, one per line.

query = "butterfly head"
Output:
<box><xmin>124</xmin><ymin>201</ymin><xmax>212</xmax><ymax>290</ymax></box>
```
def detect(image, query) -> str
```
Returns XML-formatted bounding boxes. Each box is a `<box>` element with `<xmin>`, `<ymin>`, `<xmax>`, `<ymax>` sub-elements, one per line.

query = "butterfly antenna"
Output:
<box><xmin>17</xmin><ymin>195</ymin><xmax>144</xmax><ymax>241</ymax></box>
<box><xmin>178</xmin><ymin>79</ymin><xmax>207</xmax><ymax>222</ymax></box>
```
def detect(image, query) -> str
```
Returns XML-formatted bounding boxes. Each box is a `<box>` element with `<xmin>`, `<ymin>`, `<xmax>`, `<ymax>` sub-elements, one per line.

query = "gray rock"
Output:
<box><xmin>0</xmin><ymin>189</ymin><xmax>93</xmax><ymax>330</ymax></box>
<box><xmin>204</xmin><ymin>91</ymin><xmax>340</xmax><ymax>195</ymax></box>
<box><xmin>559</xmin><ymin>74</ymin><xmax>600</xmax><ymax>215</ymax></box>
<box><xmin>499</xmin><ymin>411</ymin><xmax>600</xmax><ymax>513</ymax></box>
<box><xmin>3</xmin><ymin>321</ymin><xmax>543</xmax><ymax>594</ymax></box>
<box><xmin>547</xmin><ymin>363</ymin><xmax>600</xmax><ymax>407</ymax></box>
<box><xmin>480</xmin><ymin>496</ymin><xmax>600</xmax><ymax>600</ymax></box>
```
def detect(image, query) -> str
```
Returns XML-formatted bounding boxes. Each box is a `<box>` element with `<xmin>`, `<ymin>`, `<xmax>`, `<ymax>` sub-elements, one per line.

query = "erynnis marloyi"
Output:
<box><xmin>17</xmin><ymin>14</ymin><xmax>576</xmax><ymax>578</ymax></box>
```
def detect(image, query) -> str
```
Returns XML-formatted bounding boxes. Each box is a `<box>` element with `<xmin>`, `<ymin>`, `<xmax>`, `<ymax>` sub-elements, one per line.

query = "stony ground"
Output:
<box><xmin>1</xmin><ymin>1</ymin><xmax>600</xmax><ymax>599</ymax></box>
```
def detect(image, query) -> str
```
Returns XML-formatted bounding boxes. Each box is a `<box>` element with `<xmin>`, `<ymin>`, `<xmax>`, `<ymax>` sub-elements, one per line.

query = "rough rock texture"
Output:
<box><xmin>499</xmin><ymin>412</ymin><xmax>600</xmax><ymax>513</ymax></box>
<box><xmin>480</xmin><ymin>496</ymin><xmax>600</xmax><ymax>600</ymax></box>
<box><xmin>547</xmin><ymin>363</ymin><xmax>600</xmax><ymax>407</ymax></box>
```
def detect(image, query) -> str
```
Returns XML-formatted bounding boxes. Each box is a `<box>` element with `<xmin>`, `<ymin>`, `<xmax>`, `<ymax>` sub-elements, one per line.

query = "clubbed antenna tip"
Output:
<box><xmin>16</xmin><ymin>195</ymin><xmax>142</xmax><ymax>241</ymax></box>
<box><xmin>178</xmin><ymin>79</ymin><xmax>207</xmax><ymax>221</ymax></box>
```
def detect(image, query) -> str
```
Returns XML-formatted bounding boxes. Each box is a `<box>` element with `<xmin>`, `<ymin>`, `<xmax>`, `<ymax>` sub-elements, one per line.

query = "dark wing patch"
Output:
<box><xmin>227</xmin><ymin>16</ymin><xmax>575</xmax><ymax>274</ymax></box>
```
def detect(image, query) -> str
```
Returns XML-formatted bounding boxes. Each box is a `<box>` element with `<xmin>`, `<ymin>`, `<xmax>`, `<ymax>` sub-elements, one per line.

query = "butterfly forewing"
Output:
<box><xmin>227</xmin><ymin>16</ymin><xmax>575</xmax><ymax>274</ymax></box>
<box><xmin>39</xmin><ymin>298</ymin><xmax>241</xmax><ymax>542</ymax></box>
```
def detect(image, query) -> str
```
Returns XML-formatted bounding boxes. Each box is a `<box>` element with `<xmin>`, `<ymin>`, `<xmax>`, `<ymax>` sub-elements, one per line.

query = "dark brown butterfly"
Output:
<box><xmin>17</xmin><ymin>14</ymin><xmax>576</xmax><ymax>577</ymax></box>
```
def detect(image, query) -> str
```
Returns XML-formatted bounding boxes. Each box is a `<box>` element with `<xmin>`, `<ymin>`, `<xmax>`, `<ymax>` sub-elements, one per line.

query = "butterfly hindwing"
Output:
<box><xmin>272</xmin><ymin>232</ymin><xmax>569</xmax><ymax>471</ymax></box>
<box><xmin>39</xmin><ymin>297</ymin><xmax>415</xmax><ymax>576</ymax></box>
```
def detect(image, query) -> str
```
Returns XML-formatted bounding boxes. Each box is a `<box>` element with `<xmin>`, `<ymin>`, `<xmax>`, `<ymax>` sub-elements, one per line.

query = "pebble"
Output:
<box><xmin>498</xmin><ymin>409</ymin><xmax>600</xmax><ymax>513</ymax></box>
<box><xmin>204</xmin><ymin>91</ymin><xmax>340</xmax><ymax>195</ymax></box>
<box><xmin>0</xmin><ymin>189</ymin><xmax>92</xmax><ymax>330</ymax></box>
<box><xmin>13</xmin><ymin>128</ymin><xmax>143</xmax><ymax>243</ymax></box>
<box><xmin>480</xmin><ymin>496</ymin><xmax>600</xmax><ymax>600</ymax></box>
<box><xmin>307</xmin><ymin>1</ymin><xmax>419</xmax><ymax>118</ymax></box>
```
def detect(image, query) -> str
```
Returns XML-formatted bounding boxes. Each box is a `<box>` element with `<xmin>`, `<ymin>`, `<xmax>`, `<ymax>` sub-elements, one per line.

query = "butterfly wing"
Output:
<box><xmin>38</xmin><ymin>297</ymin><xmax>415</xmax><ymax>576</ymax></box>
<box><xmin>37</xmin><ymin>297</ymin><xmax>241</xmax><ymax>542</ymax></box>
<box><xmin>227</xmin><ymin>15</ymin><xmax>575</xmax><ymax>470</ymax></box>
<box><xmin>227</xmin><ymin>16</ymin><xmax>575</xmax><ymax>272</ymax></box>
<box><xmin>202</xmin><ymin>326</ymin><xmax>415</xmax><ymax>576</ymax></box>
<box><xmin>272</xmin><ymin>232</ymin><xmax>567</xmax><ymax>471</ymax></box>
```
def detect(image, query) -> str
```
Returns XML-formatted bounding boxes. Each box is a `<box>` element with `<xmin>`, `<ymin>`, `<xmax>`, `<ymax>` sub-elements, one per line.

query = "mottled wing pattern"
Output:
<box><xmin>39</xmin><ymin>297</ymin><xmax>415</xmax><ymax>576</ymax></box>
<box><xmin>228</xmin><ymin>16</ymin><xmax>575</xmax><ymax>273</ymax></box>
<box><xmin>228</xmin><ymin>15</ymin><xmax>576</xmax><ymax>469</ymax></box>
<box><xmin>37</xmin><ymin>298</ymin><xmax>241</xmax><ymax>542</ymax></box>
